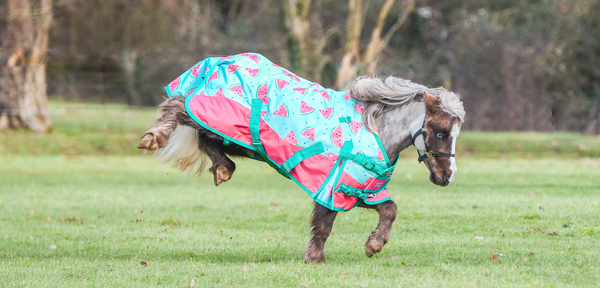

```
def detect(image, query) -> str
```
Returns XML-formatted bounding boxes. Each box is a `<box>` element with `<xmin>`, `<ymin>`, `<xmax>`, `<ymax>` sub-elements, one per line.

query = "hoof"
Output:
<box><xmin>365</xmin><ymin>235</ymin><xmax>386</xmax><ymax>258</ymax></box>
<box><xmin>212</xmin><ymin>165</ymin><xmax>232</xmax><ymax>186</ymax></box>
<box><xmin>303</xmin><ymin>246</ymin><xmax>326</xmax><ymax>264</ymax></box>
<box><xmin>138</xmin><ymin>131</ymin><xmax>168</xmax><ymax>151</ymax></box>
<box><xmin>138</xmin><ymin>133</ymin><xmax>160</xmax><ymax>151</ymax></box>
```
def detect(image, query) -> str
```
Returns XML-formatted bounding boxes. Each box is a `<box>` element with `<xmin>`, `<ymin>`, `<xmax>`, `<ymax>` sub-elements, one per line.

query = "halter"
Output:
<box><xmin>411</xmin><ymin>117</ymin><xmax>455</xmax><ymax>163</ymax></box>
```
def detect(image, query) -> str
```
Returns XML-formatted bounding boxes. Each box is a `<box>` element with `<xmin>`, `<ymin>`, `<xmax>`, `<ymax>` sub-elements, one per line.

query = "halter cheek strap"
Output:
<box><xmin>411</xmin><ymin>117</ymin><xmax>455</xmax><ymax>163</ymax></box>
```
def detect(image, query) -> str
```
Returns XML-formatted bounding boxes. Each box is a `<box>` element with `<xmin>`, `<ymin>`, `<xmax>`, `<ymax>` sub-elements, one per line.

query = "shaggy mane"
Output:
<box><xmin>350</xmin><ymin>75</ymin><xmax>465</xmax><ymax>133</ymax></box>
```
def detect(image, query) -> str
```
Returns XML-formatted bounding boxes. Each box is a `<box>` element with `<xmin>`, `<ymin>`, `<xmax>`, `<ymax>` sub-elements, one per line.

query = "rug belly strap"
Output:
<box><xmin>278</xmin><ymin>143</ymin><xmax>324</xmax><ymax>176</ymax></box>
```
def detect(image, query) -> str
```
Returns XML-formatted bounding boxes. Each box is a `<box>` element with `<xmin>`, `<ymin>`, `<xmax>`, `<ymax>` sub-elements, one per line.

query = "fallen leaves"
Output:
<box><xmin>521</xmin><ymin>227</ymin><xmax>561</xmax><ymax>236</ymax></box>
<box><xmin>489</xmin><ymin>253</ymin><xmax>498</xmax><ymax>262</ymax></box>
<box><xmin>140</xmin><ymin>261</ymin><xmax>148</xmax><ymax>266</ymax></box>
<box><xmin>337</xmin><ymin>273</ymin><xmax>348</xmax><ymax>279</ymax></box>
<box><xmin>61</xmin><ymin>217</ymin><xmax>84</xmax><ymax>224</ymax></box>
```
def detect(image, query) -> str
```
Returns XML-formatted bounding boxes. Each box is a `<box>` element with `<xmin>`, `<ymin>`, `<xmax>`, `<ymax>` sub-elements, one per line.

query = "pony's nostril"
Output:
<box><xmin>444</xmin><ymin>174</ymin><xmax>451</xmax><ymax>184</ymax></box>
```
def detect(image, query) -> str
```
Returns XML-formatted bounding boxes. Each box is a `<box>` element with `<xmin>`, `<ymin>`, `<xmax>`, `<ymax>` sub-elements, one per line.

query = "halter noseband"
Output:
<box><xmin>411</xmin><ymin>117</ymin><xmax>455</xmax><ymax>163</ymax></box>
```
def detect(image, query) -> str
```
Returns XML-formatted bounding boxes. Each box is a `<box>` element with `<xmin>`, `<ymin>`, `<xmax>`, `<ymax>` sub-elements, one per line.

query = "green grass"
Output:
<box><xmin>1</xmin><ymin>156</ymin><xmax>599</xmax><ymax>287</ymax></box>
<box><xmin>0</xmin><ymin>101</ymin><xmax>157</xmax><ymax>156</ymax></box>
<box><xmin>0</xmin><ymin>101</ymin><xmax>599</xmax><ymax>286</ymax></box>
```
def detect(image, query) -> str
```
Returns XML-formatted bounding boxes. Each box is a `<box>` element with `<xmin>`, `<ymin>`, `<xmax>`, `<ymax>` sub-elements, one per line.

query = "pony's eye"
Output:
<box><xmin>436</xmin><ymin>133</ymin><xmax>444</xmax><ymax>139</ymax></box>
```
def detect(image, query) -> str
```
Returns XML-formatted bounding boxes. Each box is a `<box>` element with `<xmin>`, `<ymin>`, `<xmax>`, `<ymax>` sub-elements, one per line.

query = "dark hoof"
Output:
<box><xmin>304</xmin><ymin>246</ymin><xmax>326</xmax><ymax>264</ymax></box>
<box><xmin>365</xmin><ymin>235</ymin><xmax>386</xmax><ymax>258</ymax></box>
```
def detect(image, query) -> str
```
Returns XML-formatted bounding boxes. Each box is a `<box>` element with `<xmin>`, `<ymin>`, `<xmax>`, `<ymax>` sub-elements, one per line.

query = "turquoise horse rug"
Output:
<box><xmin>165</xmin><ymin>53</ymin><xmax>397</xmax><ymax>211</ymax></box>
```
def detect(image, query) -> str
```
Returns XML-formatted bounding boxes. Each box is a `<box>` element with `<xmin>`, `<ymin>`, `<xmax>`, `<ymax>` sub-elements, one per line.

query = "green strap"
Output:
<box><xmin>339</xmin><ymin>141</ymin><xmax>389</xmax><ymax>177</ymax></box>
<box><xmin>278</xmin><ymin>143</ymin><xmax>325</xmax><ymax>175</ymax></box>
<box><xmin>339</xmin><ymin>116</ymin><xmax>351</xmax><ymax>123</ymax></box>
<box><xmin>249</xmin><ymin>99</ymin><xmax>283</xmax><ymax>174</ymax></box>
<box><xmin>250</xmin><ymin>99</ymin><xmax>325</xmax><ymax>177</ymax></box>
<box><xmin>337</xmin><ymin>183</ymin><xmax>377</xmax><ymax>200</ymax></box>
<box><xmin>249</xmin><ymin>99</ymin><xmax>333</xmax><ymax>178</ymax></box>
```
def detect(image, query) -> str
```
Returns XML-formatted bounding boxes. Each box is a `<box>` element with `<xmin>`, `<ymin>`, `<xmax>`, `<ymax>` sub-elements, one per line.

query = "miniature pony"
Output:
<box><xmin>138</xmin><ymin>53</ymin><xmax>465</xmax><ymax>263</ymax></box>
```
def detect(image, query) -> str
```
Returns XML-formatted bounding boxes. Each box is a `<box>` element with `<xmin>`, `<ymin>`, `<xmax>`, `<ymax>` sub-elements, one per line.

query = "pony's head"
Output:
<box><xmin>350</xmin><ymin>76</ymin><xmax>465</xmax><ymax>187</ymax></box>
<box><xmin>414</xmin><ymin>90</ymin><xmax>465</xmax><ymax>186</ymax></box>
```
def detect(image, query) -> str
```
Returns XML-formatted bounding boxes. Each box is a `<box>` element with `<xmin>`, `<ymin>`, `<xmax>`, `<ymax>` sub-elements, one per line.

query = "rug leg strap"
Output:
<box><xmin>249</xmin><ymin>99</ymin><xmax>289</xmax><ymax>177</ymax></box>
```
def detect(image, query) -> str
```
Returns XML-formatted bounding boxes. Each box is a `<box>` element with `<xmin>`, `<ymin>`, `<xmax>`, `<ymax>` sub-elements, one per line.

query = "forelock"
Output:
<box><xmin>437</xmin><ymin>89</ymin><xmax>465</xmax><ymax>123</ymax></box>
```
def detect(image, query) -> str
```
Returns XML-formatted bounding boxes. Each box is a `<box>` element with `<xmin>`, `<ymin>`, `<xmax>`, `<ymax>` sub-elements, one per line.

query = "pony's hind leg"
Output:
<box><xmin>360</xmin><ymin>200</ymin><xmax>397</xmax><ymax>257</ymax></box>
<box><xmin>304</xmin><ymin>202</ymin><xmax>338</xmax><ymax>263</ymax></box>
<box><xmin>138</xmin><ymin>96</ymin><xmax>197</xmax><ymax>151</ymax></box>
<box><xmin>196</xmin><ymin>132</ymin><xmax>236</xmax><ymax>186</ymax></box>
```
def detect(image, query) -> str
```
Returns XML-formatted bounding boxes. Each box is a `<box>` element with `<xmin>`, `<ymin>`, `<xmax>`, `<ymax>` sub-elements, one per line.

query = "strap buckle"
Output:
<box><xmin>364</xmin><ymin>161</ymin><xmax>375</xmax><ymax>171</ymax></box>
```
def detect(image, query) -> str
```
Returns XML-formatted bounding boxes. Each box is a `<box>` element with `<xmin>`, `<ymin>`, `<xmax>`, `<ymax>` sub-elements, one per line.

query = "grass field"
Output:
<box><xmin>1</xmin><ymin>101</ymin><xmax>599</xmax><ymax>287</ymax></box>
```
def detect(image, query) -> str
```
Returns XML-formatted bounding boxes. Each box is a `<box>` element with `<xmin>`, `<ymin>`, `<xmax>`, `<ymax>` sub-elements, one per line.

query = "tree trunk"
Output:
<box><xmin>335</xmin><ymin>0</ymin><xmax>414</xmax><ymax>90</ymax></box>
<box><xmin>282</xmin><ymin>0</ymin><xmax>337</xmax><ymax>83</ymax></box>
<box><xmin>121</xmin><ymin>50</ymin><xmax>142</xmax><ymax>106</ymax></box>
<box><xmin>0</xmin><ymin>0</ymin><xmax>53</xmax><ymax>133</ymax></box>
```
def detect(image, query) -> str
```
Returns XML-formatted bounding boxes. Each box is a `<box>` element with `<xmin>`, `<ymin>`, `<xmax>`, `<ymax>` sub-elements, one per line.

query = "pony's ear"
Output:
<box><xmin>424</xmin><ymin>91</ymin><xmax>441</xmax><ymax>114</ymax></box>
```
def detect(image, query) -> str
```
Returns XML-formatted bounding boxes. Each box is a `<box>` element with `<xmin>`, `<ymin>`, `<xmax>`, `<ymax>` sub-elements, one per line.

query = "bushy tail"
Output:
<box><xmin>155</xmin><ymin>125</ymin><xmax>210</xmax><ymax>176</ymax></box>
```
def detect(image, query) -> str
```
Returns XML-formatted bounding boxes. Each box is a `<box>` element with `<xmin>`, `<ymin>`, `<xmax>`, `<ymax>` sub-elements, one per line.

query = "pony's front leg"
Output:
<box><xmin>360</xmin><ymin>200</ymin><xmax>397</xmax><ymax>257</ymax></box>
<box><xmin>304</xmin><ymin>202</ymin><xmax>338</xmax><ymax>264</ymax></box>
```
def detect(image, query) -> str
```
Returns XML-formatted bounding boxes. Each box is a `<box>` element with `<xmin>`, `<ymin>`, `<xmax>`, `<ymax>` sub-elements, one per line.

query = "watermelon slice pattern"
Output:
<box><xmin>257</xmin><ymin>83</ymin><xmax>269</xmax><ymax>104</ymax></box>
<box><xmin>301</xmin><ymin>127</ymin><xmax>315</xmax><ymax>141</ymax></box>
<box><xmin>350</xmin><ymin>121</ymin><xmax>363</xmax><ymax>134</ymax></box>
<box><xmin>227</xmin><ymin>63</ymin><xmax>241</xmax><ymax>73</ymax></box>
<box><xmin>238</xmin><ymin>52</ymin><xmax>259</xmax><ymax>63</ymax></box>
<box><xmin>316</xmin><ymin>90</ymin><xmax>330</xmax><ymax>102</ymax></box>
<box><xmin>212</xmin><ymin>88</ymin><xmax>225</xmax><ymax>97</ymax></box>
<box><xmin>273</xmin><ymin>104</ymin><xmax>288</xmax><ymax>117</ymax></box>
<box><xmin>169</xmin><ymin>77</ymin><xmax>180</xmax><ymax>93</ymax></box>
<box><xmin>293</xmin><ymin>87</ymin><xmax>307</xmax><ymax>95</ymax></box>
<box><xmin>186</xmin><ymin>88</ymin><xmax>196</xmax><ymax>97</ymax></box>
<box><xmin>229</xmin><ymin>85</ymin><xmax>243</xmax><ymax>97</ymax></box>
<box><xmin>276</xmin><ymin>79</ymin><xmax>290</xmax><ymax>90</ymax></box>
<box><xmin>246</xmin><ymin>68</ymin><xmax>260</xmax><ymax>77</ymax></box>
<box><xmin>330</xmin><ymin>126</ymin><xmax>344</xmax><ymax>148</ymax></box>
<box><xmin>377</xmin><ymin>148</ymin><xmax>385</xmax><ymax>161</ymax></box>
<box><xmin>166</xmin><ymin>52</ymin><xmax>392</xmax><ymax>211</ymax></box>
<box><xmin>354</xmin><ymin>104</ymin><xmax>364</xmax><ymax>114</ymax></box>
<box><xmin>319</xmin><ymin>108</ymin><xmax>333</xmax><ymax>119</ymax></box>
<box><xmin>283</xmin><ymin>131</ymin><xmax>297</xmax><ymax>145</ymax></box>
<box><xmin>300</xmin><ymin>101</ymin><xmax>314</xmax><ymax>114</ymax></box>
<box><xmin>207</xmin><ymin>71</ymin><xmax>219</xmax><ymax>82</ymax></box>
<box><xmin>190</xmin><ymin>65</ymin><xmax>201</xmax><ymax>78</ymax></box>
<box><xmin>283</xmin><ymin>70</ymin><xmax>301</xmax><ymax>82</ymax></box>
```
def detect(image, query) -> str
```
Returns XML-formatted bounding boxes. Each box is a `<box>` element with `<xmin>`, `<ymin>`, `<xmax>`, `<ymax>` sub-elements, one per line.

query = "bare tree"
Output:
<box><xmin>0</xmin><ymin>0</ymin><xmax>53</xmax><ymax>132</ymax></box>
<box><xmin>336</xmin><ymin>0</ymin><xmax>414</xmax><ymax>89</ymax></box>
<box><xmin>282</xmin><ymin>0</ymin><xmax>338</xmax><ymax>82</ymax></box>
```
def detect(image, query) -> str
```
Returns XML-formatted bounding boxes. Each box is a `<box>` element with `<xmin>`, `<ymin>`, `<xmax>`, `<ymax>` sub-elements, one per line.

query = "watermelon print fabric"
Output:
<box><xmin>165</xmin><ymin>53</ymin><xmax>396</xmax><ymax>211</ymax></box>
